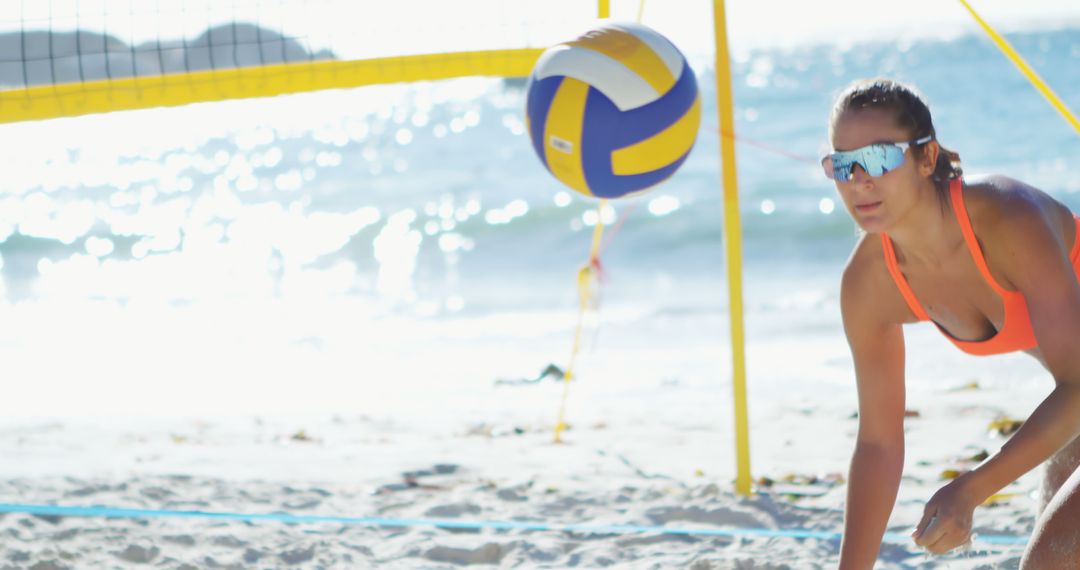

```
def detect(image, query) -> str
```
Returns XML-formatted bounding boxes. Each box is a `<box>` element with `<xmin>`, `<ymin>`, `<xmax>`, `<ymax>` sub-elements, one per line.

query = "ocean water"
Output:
<box><xmin>0</xmin><ymin>27</ymin><xmax>1077</xmax><ymax>418</ymax></box>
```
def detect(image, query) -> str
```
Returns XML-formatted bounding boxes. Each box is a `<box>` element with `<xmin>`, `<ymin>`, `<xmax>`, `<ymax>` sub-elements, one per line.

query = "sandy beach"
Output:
<box><xmin>0</xmin><ymin>345</ymin><xmax>1047</xmax><ymax>569</ymax></box>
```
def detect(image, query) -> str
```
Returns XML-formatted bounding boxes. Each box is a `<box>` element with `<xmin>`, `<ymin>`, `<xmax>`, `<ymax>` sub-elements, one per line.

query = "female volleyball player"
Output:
<box><xmin>826</xmin><ymin>79</ymin><xmax>1080</xmax><ymax>569</ymax></box>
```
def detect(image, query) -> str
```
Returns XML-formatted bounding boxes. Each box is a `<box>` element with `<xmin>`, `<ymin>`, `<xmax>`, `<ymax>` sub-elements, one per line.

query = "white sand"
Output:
<box><xmin>0</xmin><ymin>362</ymin><xmax>1046</xmax><ymax>569</ymax></box>
<box><xmin>0</xmin><ymin>276</ymin><xmax>1051</xmax><ymax>569</ymax></box>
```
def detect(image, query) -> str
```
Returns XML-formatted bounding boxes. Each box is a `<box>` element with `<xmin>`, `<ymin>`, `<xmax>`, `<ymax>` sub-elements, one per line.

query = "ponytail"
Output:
<box><xmin>929</xmin><ymin>143</ymin><xmax>962</xmax><ymax>184</ymax></box>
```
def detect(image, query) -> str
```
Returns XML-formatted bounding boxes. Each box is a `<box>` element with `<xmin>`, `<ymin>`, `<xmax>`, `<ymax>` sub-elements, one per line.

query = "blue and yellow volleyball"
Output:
<box><xmin>525</xmin><ymin>21</ymin><xmax>701</xmax><ymax>199</ymax></box>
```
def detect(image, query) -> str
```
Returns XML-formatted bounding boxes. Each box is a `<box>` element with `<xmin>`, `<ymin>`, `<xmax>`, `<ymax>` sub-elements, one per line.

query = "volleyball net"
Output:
<box><xmin>0</xmin><ymin>0</ymin><xmax>618</xmax><ymax>124</ymax></box>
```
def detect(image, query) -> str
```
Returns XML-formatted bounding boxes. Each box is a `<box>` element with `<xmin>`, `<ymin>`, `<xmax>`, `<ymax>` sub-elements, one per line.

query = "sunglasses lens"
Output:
<box><xmin>830</xmin><ymin>154</ymin><xmax>855</xmax><ymax>182</ymax></box>
<box><xmin>866</xmin><ymin>144</ymin><xmax>907</xmax><ymax>176</ymax></box>
<box><xmin>825</xmin><ymin>144</ymin><xmax>908</xmax><ymax>182</ymax></box>
<box><xmin>862</xmin><ymin>146</ymin><xmax>887</xmax><ymax>176</ymax></box>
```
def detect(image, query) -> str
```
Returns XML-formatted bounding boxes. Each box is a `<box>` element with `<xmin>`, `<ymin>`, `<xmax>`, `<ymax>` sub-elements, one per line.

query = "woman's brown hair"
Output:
<box><xmin>829</xmin><ymin>78</ymin><xmax>962</xmax><ymax>192</ymax></box>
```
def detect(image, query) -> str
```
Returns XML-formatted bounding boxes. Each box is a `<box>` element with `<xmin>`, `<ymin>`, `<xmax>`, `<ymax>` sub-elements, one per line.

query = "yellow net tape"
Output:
<box><xmin>0</xmin><ymin>49</ymin><xmax>543</xmax><ymax>125</ymax></box>
<box><xmin>957</xmin><ymin>0</ymin><xmax>1080</xmax><ymax>136</ymax></box>
<box><xmin>552</xmin><ymin>0</ymin><xmax>647</xmax><ymax>444</ymax></box>
<box><xmin>553</xmin><ymin>199</ymin><xmax>607</xmax><ymax>444</ymax></box>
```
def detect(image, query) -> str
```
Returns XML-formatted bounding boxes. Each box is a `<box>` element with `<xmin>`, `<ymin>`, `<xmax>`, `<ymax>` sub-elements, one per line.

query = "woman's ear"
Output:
<box><xmin>920</xmin><ymin>140</ymin><xmax>939</xmax><ymax>176</ymax></box>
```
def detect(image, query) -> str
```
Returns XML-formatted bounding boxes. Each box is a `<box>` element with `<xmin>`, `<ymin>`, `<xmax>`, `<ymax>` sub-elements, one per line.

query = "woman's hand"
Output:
<box><xmin>912</xmin><ymin>475</ymin><xmax>981</xmax><ymax>554</ymax></box>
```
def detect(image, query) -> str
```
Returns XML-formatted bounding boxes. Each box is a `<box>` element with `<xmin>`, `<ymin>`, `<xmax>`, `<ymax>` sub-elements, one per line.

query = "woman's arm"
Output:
<box><xmin>838</xmin><ymin>253</ymin><xmax>909</xmax><ymax>569</ymax></box>
<box><xmin>841</xmin><ymin>439</ymin><xmax>905</xmax><ymax>569</ymax></box>
<box><xmin>914</xmin><ymin>180</ymin><xmax>1080</xmax><ymax>552</ymax></box>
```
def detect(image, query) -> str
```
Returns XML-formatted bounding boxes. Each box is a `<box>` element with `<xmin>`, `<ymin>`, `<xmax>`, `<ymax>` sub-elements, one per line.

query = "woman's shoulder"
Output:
<box><xmin>962</xmin><ymin>174</ymin><xmax>1077</xmax><ymax>284</ymax></box>
<box><xmin>840</xmin><ymin>233</ymin><xmax>910</xmax><ymax>323</ymax></box>
<box><xmin>962</xmin><ymin>174</ymin><xmax>1071</xmax><ymax>228</ymax></box>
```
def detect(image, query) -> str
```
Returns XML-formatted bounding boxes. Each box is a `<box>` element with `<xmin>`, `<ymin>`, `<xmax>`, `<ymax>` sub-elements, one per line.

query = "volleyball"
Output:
<box><xmin>525</xmin><ymin>21</ymin><xmax>700</xmax><ymax>199</ymax></box>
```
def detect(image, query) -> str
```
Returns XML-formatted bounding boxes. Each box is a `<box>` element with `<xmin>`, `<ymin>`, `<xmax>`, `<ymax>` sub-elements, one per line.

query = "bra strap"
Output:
<box><xmin>949</xmin><ymin>178</ymin><xmax>1009</xmax><ymax>295</ymax></box>
<box><xmin>880</xmin><ymin>233</ymin><xmax>931</xmax><ymax>321</ymax></box>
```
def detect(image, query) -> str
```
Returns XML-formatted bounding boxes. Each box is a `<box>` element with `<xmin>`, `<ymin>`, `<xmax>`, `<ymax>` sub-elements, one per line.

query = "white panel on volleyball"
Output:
<box><xmin>604</xmin><ymin>21</ymin><xmax>685</xmax><ymax>80</ymax></box>
<box><xmin>532</xmin><ymin>45</ymin><xmax>660</xmax><ymax>111</ymax></box>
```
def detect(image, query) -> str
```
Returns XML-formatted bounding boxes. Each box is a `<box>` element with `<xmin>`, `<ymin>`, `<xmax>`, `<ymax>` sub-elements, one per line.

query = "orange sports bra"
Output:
<box><xmin>880</xmin><ymin>178</ymin><xmax>1080</xmax><ymax>356</ymax></box>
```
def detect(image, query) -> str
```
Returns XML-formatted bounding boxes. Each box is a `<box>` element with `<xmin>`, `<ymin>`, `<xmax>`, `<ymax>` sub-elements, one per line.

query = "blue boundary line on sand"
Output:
<box><xmin>0</xmin><ymin>503</ymin><xmax>1029</xmax><ymax>546</ymax></box>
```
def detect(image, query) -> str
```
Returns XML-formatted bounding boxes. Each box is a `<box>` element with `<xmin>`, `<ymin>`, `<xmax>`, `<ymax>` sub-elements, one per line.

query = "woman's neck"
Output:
<box><xmin>885</xmin><ymin>179</ymin><xmax>964</xmax><ymax>266</ymax></box>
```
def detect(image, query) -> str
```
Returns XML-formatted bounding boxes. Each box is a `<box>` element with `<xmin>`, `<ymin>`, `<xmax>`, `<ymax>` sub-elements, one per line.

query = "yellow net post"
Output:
<box><xmin>713</xmin><ymin>0</ymin><xmax>753</xmax><ymax>497</ymax></box>
<box><xmin>957</xmin><ymin>0</ymin><xmax>1080</xmax><ymax>136</ymax></box>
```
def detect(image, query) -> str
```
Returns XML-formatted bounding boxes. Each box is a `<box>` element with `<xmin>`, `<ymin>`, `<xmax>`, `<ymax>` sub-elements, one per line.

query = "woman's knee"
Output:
<box><xmin>1023</xmin><ymin>466</ymin><xmax>1080</xmax><ymax>569</ymax></box>
<box><xmin>1039</xmin><ymin>435</ymin><xmax>1080</xmax><ymax>513</ymax></box>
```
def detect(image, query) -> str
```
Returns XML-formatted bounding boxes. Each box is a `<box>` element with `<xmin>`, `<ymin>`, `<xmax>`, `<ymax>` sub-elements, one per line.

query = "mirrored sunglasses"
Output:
<box><xmin>822</xmin><ymin>135</ymin><xmax>933</xmax><ymax>182</ymax></box>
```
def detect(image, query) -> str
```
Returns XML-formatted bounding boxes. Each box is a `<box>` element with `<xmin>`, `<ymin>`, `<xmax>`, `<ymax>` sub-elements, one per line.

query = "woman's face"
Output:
<box><xmin>829</xmin><ymin>107</ymin><xmax>932</xmax><ymax>233</ymax></box>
